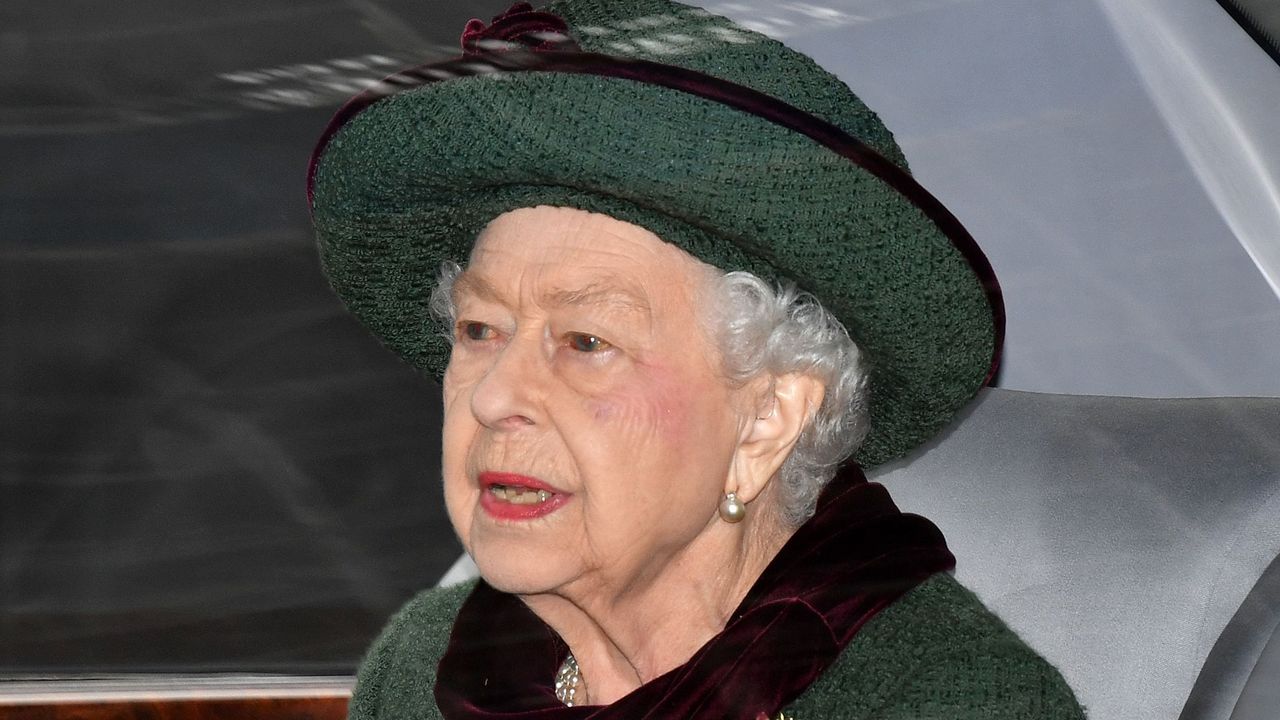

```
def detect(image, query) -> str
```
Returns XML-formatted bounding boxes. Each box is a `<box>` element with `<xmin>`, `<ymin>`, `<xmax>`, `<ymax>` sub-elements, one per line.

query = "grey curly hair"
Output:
<box><xmin>429</xmin><ymin>263</ymin><xmax>869</xmax><ymax>526</ymax></box>
<box><xmin>708</xmin><ymin>271</ymin><xmax>869</xmax><ymax>524</ymax></box>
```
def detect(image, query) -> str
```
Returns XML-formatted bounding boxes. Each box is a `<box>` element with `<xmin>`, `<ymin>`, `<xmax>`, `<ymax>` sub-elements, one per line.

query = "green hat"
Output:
<box><xmin>307</xmin><ymin>0</ymin><xmax>1004</xmax><ymax>468</ymax></box>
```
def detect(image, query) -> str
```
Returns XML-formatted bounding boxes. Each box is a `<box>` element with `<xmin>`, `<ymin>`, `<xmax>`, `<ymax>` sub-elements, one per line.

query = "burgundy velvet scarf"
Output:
<box><xmin>434</xmin><ymin>465</ymin><xmax>955</xmax><ymax>719</ymax></box>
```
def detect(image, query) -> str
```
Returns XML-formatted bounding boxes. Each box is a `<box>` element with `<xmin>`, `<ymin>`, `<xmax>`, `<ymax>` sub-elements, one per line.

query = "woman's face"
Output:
<box><xmin>442</xmin><ymin>205</ymin><xmax>751</xmax><ymax>599</ymax></box>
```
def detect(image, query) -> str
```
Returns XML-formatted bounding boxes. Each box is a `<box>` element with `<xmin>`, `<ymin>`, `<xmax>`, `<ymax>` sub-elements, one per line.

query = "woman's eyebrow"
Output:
<box><xmin>452</xmin><ymin>270</ymin><xmax>503</xmax><ymax>303</ymax></box>
<box><xmin>453</xmin><ymin>272</ymin><xmax>652</xmax><ymax>317</ymax></box>
<box><xmin>546</xmin><ymin>282</ymin><xmax>652</xmax><ymax>317</ymax></box>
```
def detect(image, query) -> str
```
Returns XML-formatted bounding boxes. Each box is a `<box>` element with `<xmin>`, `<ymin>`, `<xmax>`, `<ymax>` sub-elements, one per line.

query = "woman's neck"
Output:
<box><xmin>520</xmin><ymin>504</ymin><xmax>794</xmax><ymax>705</ymax></box>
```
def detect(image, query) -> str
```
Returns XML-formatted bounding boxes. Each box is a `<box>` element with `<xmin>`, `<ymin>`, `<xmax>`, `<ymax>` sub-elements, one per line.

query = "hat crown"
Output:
<box><xmin>309</xmin><ymin>0</ymin><xmax>1001</xmax><ymax>468</ymax></box>
<box><xmin>543</xmin><ymin>0</ymin><xmax>910</xmax><ymax>171</ymax></box>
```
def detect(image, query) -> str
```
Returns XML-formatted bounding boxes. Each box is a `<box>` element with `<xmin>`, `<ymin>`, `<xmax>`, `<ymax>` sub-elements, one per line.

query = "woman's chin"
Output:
<box><xmin>474</xmin><ymin>559</ymin><xmax>571</xmax><ymax>596</ymax></box>
<box><xmin>468</xmin><ymin>536</ymin><xmax>576</xmax><ymax>596</ymax></box>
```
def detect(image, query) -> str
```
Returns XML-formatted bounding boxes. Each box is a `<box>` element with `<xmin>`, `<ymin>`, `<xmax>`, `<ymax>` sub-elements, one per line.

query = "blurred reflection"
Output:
<box><xmin>1096</xmin><ymin>0</ymin><xmax>1280</xmax><ymax>300</ymax></box>
<box><xmin>220</xmin><ymin>54</ymin><xmax>409</xmax><ymax>111</ymax></box>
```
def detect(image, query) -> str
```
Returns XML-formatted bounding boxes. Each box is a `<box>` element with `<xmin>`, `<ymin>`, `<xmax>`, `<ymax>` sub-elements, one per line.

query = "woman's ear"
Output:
<box><xmin>728</xmin><ymin>373</ymin><xmax>826</xmax><ymax>504</ymax></box>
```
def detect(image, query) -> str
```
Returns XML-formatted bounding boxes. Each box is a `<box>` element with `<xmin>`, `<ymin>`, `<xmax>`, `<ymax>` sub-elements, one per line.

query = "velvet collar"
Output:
<box><xmin>434</xmin><ymin>465</ymin><xmax>955</xmax><ymax>719</ymax></box>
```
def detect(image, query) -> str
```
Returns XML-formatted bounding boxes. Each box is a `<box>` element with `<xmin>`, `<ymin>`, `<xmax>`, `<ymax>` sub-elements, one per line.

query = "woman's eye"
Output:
<box><xmin>458</xmin><ymin>321</ymin><xmax>495</xmax><ymax>342</ymax></box>
<box><xmin>567</xmin><ymin>333</ymin><xmax>611</xmax><ymax>353</ymax></box>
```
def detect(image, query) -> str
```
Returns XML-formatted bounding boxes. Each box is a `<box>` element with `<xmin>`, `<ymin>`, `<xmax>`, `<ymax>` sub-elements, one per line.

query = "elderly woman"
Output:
<box><xmin>308</xmin><ymin>0</ymin><xmax>1085</xmax><ymax>717</ymax></box>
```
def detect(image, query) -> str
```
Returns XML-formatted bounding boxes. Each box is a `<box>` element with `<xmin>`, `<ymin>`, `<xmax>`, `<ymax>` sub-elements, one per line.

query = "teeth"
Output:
<box><xmin>489</xmin><ymin>484</ymin><xmax>553</xmax><ymax>505</ymax></box>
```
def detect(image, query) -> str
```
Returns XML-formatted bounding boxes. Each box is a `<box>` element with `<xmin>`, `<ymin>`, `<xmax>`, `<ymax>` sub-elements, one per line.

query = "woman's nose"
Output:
<box><xmin>468</xmin><ymin>331</ymin><xmax>546</xmax><ymax>430</ymax></box>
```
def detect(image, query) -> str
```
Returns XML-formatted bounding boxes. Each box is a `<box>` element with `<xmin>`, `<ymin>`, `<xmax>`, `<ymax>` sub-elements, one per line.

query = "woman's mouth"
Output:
<box><xmin>488</xmin><ymin>485</ymin><xmax>553</xmax><ymax>504</ymax></box>
<box><xmin>478</xmin><ymin>471</ymin><xmax>569</xmax><ymax>520</ymax></box>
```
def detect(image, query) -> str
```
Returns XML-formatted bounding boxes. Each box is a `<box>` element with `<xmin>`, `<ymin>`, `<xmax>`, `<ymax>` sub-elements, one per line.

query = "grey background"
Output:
<box><xmin>712</xmin><ymin>0</ymin><xmax>1280</xmax><ymax>398</ymax></box>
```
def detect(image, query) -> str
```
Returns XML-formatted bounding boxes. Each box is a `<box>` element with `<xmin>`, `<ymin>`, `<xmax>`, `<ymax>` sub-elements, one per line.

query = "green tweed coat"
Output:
<box><xmin>347</xmin><ymin>572</ymin><xmax>1086</xmax><ymax>719</ymax></box>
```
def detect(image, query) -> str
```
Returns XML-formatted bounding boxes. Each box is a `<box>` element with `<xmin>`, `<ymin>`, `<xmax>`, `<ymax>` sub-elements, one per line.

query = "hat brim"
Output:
<box><xmin>309</xmin><ymin>51</ymin><xmax>1003</xmax><ymax>467</ymax></box>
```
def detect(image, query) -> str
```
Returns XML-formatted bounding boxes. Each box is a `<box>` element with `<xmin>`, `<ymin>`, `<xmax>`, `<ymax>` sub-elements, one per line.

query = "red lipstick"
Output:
<box><xmin>478</xmin><ymin>471</ymin><xmax>570</xmax><ymax>521</ymax></box>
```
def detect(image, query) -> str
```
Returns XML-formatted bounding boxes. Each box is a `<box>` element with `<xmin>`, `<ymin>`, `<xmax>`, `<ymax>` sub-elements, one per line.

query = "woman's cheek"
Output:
<box><xmin>441</xmin><ymin>365</ymin><xmax>465</xmax><ymax>411</ymax></box>
<box><xmin>440</xmin><ymin>364</ymin><xmax>483</xmax><ymax>524</ymax></box>
<box><xmin>439</xmin><ymin>427</ymin><xmax>475</xmax><ymax>551</ymax></box>
<box><xmin>584</xmin><ymin>364</ymin><xmax>693</xmax><ymax>450</ymax></box>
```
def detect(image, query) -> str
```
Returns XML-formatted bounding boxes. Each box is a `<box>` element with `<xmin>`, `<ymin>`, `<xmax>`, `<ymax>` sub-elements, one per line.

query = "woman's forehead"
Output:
<box><xmin>453</xmin><ymin>268</ymin><xmax>655</xmax><ymax>320</ymax></box>
<box><xmin>461</xmin><ymin>206</ymin><xmax>712</xmax><ymax>307</ymax></box>
<box><xmin>472</xmin><ymin>206</ymin><xmax>667</xmax><ymax>258</ymax></box>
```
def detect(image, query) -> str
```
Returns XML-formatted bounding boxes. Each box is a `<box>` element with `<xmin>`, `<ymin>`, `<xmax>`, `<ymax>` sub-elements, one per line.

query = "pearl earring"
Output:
<box><xmin>719</xmin><ymin>492</ymin><xmax>746</xmax><ymax>523</ymax></box>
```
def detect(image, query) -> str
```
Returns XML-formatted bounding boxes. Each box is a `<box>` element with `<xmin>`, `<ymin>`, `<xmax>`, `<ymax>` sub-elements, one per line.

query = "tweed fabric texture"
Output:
<box><xmin>544</xmin><ymin>0</ymin><xmax>910</xmax><ymax>169</ymax></box>
<box><xmin>346</xmin><ymin>573</ymin><xmax>1086</xmax><ymax>719</ymax></box>
<box><xmin>309</xmin><ymin>0</ymin><xmax>999</xmax><ymax>466</ymax></box>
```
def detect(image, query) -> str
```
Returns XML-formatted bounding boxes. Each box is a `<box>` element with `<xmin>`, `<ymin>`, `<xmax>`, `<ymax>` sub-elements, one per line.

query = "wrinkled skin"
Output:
<box><xmin>441</xmin><ymin>205</ymin><xmax>820</xmax><ymax>703</ymax></box>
